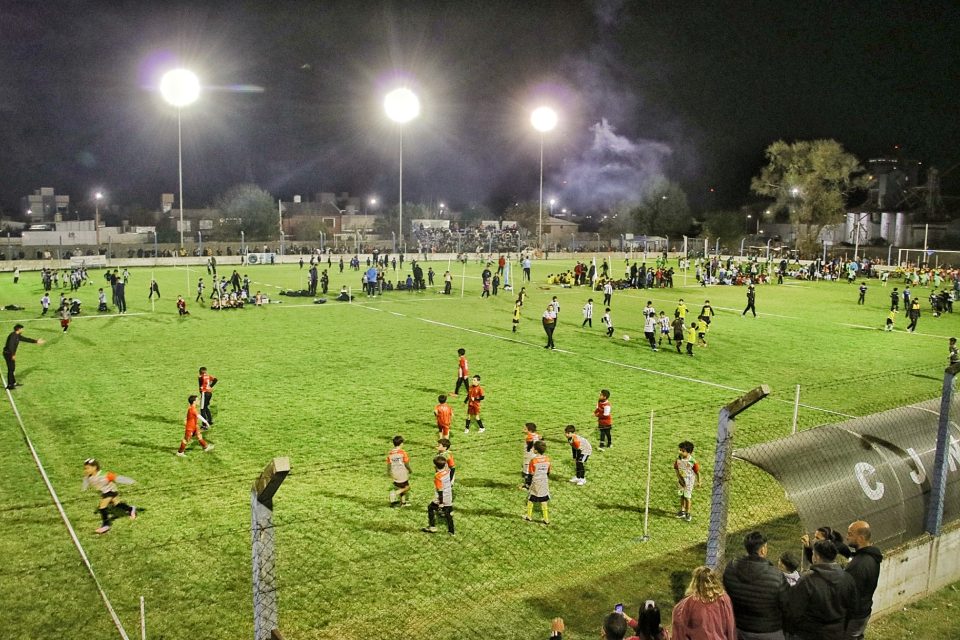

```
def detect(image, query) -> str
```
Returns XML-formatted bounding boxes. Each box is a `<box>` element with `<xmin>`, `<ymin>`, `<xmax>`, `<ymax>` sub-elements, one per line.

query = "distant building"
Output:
<box><xmin>21</xmin><ymin>187</ymin><xmax>70</xmax><ymax>222</ymax></box>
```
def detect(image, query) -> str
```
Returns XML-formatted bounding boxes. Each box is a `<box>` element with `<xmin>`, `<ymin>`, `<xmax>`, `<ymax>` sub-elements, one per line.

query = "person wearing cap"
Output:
<box><xmin>3</xmin><ymin>324</ymin><xmax>45</xmax><ymax>389</ymax></box>
<box><xmin>723</xmin><ymin>530</ymin><xmax>788</xmax><ymax>639</ymax></box>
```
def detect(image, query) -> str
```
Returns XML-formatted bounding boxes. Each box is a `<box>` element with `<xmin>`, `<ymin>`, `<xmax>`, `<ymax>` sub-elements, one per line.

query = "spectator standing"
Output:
<box><xmin>523</xmin><ymin>256</ymin><xmax>532</xmax><ymax>282</ymax></box>
<box><xmin>843</xmin><ymin>521</ymin><xmax>883</xmax><ymax>640</ymax></box>
<box><xmin>671</xmin><ymin>566</ymin><xmax>737</xmax><ymax>640</ymax></box>
<box><xmin>785</xmin><ymin>540</ymin><xmax>857</xmax><ymax>640</ymax></box>
<box><xmin>722</xmin><ymin>531</ymin><xmax>788</xmax><ymax>640</ymax></box>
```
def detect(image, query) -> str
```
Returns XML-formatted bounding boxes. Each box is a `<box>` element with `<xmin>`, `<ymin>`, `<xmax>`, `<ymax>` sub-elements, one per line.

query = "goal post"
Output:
<box><xmin>898</xmin><ymin>247</ymin><xmax>960</xmax><ymax>268</ymax></box>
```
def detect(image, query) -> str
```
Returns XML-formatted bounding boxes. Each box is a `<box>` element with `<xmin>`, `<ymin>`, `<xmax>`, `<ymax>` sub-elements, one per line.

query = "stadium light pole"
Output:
<box><xmin>160</xmin><ymin>68</ymin><xmax>200</xmax><ymax>254</ymax></box>
<box><xmin>531</xmin><ymin>107</ymin><xmax>557</xmax><ymax>250</ymax></box>
<box><xmin>384</xmin><ymin>88</ymin><xmax>420</xmax><ymax>254</ymax></box>
<box><xmin>94</xmin><ymin>191</ymin><xmax>103</xmax><ymax>247</ymax></box>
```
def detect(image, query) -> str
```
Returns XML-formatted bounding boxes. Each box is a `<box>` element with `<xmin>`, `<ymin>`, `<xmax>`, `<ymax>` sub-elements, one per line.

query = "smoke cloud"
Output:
<box><xmin>557</xmin><ymin>119</ymin><xmax>672</xmax><ymax>211</ymax></box>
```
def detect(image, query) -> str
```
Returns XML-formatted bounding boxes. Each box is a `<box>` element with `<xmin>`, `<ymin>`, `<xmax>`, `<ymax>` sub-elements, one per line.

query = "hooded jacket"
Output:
<box><xmin>722</xmin><ymin>554</ymin><xmax>787</xmax><ymax>633</ymax></box>
<box><xmin>845</xmin><ymin>545</ymin><xmax>883</xmax><ymax>618</ymax></box>
<box><xmin>786</xmin><ymin>563</ymin><xmax>858</xmax><ymax>640</ymax></box>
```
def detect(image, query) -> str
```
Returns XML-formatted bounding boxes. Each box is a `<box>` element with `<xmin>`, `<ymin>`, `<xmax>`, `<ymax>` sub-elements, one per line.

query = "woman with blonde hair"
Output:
<box><xmin>671</xmin><ymin>566</ymin><xmax>736</xmax><ymax>640</ymax></box>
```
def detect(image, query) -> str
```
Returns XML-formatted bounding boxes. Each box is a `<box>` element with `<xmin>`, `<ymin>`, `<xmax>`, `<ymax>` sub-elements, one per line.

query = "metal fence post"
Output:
<box><xmin>925</xmin><ymin>363</ymin><xmax>960</xmax><ymax>536</ymax></box>
<box><xmin>252</xmin><ymin>457</ymin><xmax>290</xmax><ymax>640</ymax></box>
<box><xmin>706</xmin><ymin>385</ymin><xmax>770</xmax><ymax>569</ymax></box>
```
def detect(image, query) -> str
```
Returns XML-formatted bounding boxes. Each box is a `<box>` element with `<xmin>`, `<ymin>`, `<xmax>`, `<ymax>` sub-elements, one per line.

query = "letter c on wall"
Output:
<box><xmin>855</xmin><ymin>462</ymin><xmax>885</xmax><ymax>501</ymax></box>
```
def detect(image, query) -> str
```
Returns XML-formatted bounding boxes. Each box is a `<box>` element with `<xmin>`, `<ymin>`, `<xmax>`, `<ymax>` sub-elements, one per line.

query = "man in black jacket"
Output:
<box><xmin>723</xmin><ymin>530</ymin><xmax>788</xmax><ymax>640</ymax></box>
<box><xmin>786</xmin><ymin>540</ymin><xmax>858</xmax><ymax>640</ymax></box>
<box><xmin>3</xmin><ymin>324</ymin><xmax>45</xmax><ymax>389</ymax></box>
<box><xmin>844</xmin><ymin>520</ymin><xmax>883</xmax><ymax>639</ymax></box>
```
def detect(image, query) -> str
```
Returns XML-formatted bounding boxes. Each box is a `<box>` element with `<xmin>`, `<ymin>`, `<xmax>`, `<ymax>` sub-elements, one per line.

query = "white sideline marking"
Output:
<box><xmin>2</xmin><ymin>378</ymin><xmax>130</xmax><ymax>639</ymax></box>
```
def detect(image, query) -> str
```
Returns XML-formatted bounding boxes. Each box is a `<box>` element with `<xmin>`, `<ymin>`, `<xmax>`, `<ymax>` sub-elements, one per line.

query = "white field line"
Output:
<box><xmin>1</xmin><ymin>379</ymin><xmax>131</xmax><ymax>639</ymax></box>
<box><xmin>352</xmin><ymin>302</ymin><xmax>855</xmax><ymax>418</ymax></box>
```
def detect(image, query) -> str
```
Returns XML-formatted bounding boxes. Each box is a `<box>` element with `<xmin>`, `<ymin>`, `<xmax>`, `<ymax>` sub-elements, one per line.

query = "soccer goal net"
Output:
<box><xmin>897</xmin><ymin>248</ymin><xmax>960</xmax><ymax>268</ymax></box>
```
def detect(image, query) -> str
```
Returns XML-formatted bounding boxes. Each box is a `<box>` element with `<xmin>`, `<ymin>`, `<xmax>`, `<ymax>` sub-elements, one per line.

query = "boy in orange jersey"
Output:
<box><xmin>594</xmin><ymin>389</ymin><xmax>613</xmax><ymax>449</ymax></box>
<box><xmin>463</xmin><ymin>374</ymin><xmax>486</xmax><ymax>434</ymax></box>
<box><xmin>520</xmin><ymin>422</ymin><xmax>541</xmax><ymax>489</ymax></box>
<box><xmin>422</xmin><ymin>455</ymin><xmax>455</xmax><ymax>535</ymax></box>
<box><xmin>564</xmin><ymin>424</ymin><xmax>592</xmax><ymax>486</ymax></box>
<box><xmin>434</xmin><ymin>394</ymin><xmax>453</xmax><ymax>439</ymax></box>
<box><xmin>197</xmin><ymin>366</ymin><xmax>218</xmax><ymax>427</ymax></box>
<box><xmin>387</xmin><ymin>435</ymin><xmax>412</xmax><ymax>507</ymax></box>
<box><xmin>82</xmin><ymin>458</ymin><xmax>136</xmax><ymax>534</ymax></box>
<box><xmin>524</xmin><ymin>440</ymin><xmax>551</xmax><ymax>524</ymax></box>
<box><xmin>452</xmin><ymin>348</ymin><xmax>469</xmax><ymax>396</ymax></box>
<box><xmin>177</xmin><ymin>395</ymin><xmax>214</xmax><ymax>456</ymax></box>
<box><xmin>437</xmin><ymin>438</ymin><xmax>456</xmax><ymax>486</ymax></box>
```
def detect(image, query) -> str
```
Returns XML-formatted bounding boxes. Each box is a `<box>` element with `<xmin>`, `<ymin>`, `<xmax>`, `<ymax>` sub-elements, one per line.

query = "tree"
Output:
<box><xmin>751</xmin><ymin>140</ymin><xmax>868</xmax><ymax>253</ymax></box>
<box><xmin>628</xmin><ymin>178</ymin><xmax>692</xmax><ymax>237</ymax></box>
<box><xmin>215</xmin><ymin>184</ymin><xmax>277</xmax><ymax>241</ymax></box>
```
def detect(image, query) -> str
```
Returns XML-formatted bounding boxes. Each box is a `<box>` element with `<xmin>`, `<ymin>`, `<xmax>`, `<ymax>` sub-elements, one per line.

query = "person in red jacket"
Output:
<box><xmin>595</xmin><ymin>388</ymin><xmax>613</xmax><ymax>449</ymax></box>
<box><xmin>177</xmin><ymin>395</ymin><xmax>214</xmax><ymax>456</ymax></box>
<box><xmin>671</xmin><ymin>566</ymin><xmax>737</xmax><ymax>640</ymax></box>
<box><xmin>464</xmin><ymin>375</ymin><xmax>485</xmax><ymax>434</ymax></box>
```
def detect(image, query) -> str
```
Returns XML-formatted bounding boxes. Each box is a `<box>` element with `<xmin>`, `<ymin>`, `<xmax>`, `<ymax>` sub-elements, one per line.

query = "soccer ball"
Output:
<box><xmin>622</xmin><ymin>334</ymin><xmax>630</xmax><ymax>341</ymax></box>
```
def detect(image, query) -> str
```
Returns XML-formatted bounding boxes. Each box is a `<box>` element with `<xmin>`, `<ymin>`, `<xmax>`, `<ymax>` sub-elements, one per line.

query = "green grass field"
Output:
<box><xmin>0</xmin><ymin>257</ymin><xmax>957</xmax><ymax>640</ymax></box>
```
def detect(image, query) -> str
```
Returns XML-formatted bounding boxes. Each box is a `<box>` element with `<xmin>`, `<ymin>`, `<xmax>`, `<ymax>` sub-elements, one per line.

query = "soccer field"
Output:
<box><xmin>0</xmin><ymin>257</ymin><xmax>955</xmax><ymax>640</ymax></box>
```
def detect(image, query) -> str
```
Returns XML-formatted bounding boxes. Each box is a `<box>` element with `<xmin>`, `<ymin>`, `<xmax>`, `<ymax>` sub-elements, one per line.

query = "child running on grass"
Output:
<box><xmin>82</xmin><ymin>458</ymin><xmax>136</xmax><ymax>534</ymax></box>
<box><xmin>464</xmin><ymin>374</ymin><xmax>485</xmax><ymax>434</ymax></box>
<box><xmin>564</xmin><ymin>425</ymin><xmax>592</xmax><ymax>485</ymax></box>
<box><xmin>525</xmin><ymin>440</ymin><xmax>551</xmax><ymax>524</ymax></box>
<box><xmin>423</xmin><ymin>455</ymin><xmax>455</xmax><ymax>535</ymax></box>
<box><xmin>520</xmin><ymin>422</ymin><xmax>541</xmax><ymax>489</ymax></box>
<box><xmin>602</xmin><ymin>307</ymin><xmax>614</xmax><ymax>337</ymax></box>
<box><xmin>177</xmin><ymin>395</ymin><xmax>214</xmax><ymax>456</ymax></box>
<box><xmin>674</xmin><ymin>440</ymin><xmax>701</xmax><ymax>521</ymax></box>
<box><xmin>387</xmin><ymin>435</ymin><xmax>412</xmax><ymax>507</ymax></box>
<box><xmin>434</xmin><ymin>394</ymin><xmax>453</xmax><ymax>440</ymax></box>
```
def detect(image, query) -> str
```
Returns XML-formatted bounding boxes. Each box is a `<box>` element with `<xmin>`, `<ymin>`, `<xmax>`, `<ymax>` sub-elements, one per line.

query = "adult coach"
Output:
<box><xmin>198</xmin><ymin>366</ymin><xmax>218</xmax><ymax>427</ymax></box>
<box><xmin>844</xmin><ymin>521</ymin><xmax>883</xmax><ymax>640</ymax></box>
<box><xmin>3</xmin><ymin>324</ymin><xmax>45</xmax><ymax>389</ymax></box>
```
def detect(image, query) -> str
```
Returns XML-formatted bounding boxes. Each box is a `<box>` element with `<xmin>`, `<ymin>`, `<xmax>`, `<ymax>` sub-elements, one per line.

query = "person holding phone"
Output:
<box><xmin>622</xmin><ymin>600</ymin><xmax>670</xmax><ymax>640</ymax></box>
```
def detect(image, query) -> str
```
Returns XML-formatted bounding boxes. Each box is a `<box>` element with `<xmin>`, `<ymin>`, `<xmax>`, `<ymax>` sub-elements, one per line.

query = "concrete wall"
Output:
<box><xmin>873</xmin><ymin>521</ymin><xmax>960</xmax><ymax>616</ymax></box>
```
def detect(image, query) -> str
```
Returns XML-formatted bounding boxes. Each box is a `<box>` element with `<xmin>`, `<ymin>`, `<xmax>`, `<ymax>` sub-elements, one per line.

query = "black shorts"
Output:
<box><xmin>393</xmin><ymin>481</ymin><xmax>409</xmax><ymax>489</ymax></box>
<box><xmin>528</xmin><ymin>494</ymin><xmax>550</xmax><ymax>503</ymax></box>
<box><xmin>101</xmin><ymin>491</ymin><xmax>118</xmax><ymax>499</ymax></box>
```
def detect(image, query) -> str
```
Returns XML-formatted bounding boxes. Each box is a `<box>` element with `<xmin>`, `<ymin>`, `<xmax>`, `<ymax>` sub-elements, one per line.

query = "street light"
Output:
<box><xmin>94</xmin><ymin>191</ymin><xmax>103</xmax><ymax>246</ymax></box>
<box><xmin>531</xmin><ymin>106</ymin><xmax>557</xmax><ymax>250</ymax></box>
<box><xmin>384</xmin><ymin>87</ymin><xmax>420</xmax><ymax>254</ymax></box>
<box><xmin>160</xmin><ymin>68</ymin><xmax>200</xmax><ymax>253</ymax></box>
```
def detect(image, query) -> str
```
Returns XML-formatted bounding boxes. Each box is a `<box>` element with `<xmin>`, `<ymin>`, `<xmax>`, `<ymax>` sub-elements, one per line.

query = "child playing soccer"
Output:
<box><xmin>564</xmin><ymin>425</ymin><xmax>592</xmax><ymax>485</ymax></box>
<box><xmin>674</xmin><ymin>440</ymin><xmax>701</xmax><ymax>521</ymax></box>
<box><xmin>594</xmin><ymin>389</ymin><xmax>613</xmax><ymax>449</ymax></box>
<box><xmin>685</xmin><ymin>320</ymin><xmax>697</xmax><ymax>356</ymax></box>
<box><xmin>82</xmin><ymin>458</ymin><xmax>136</xmax><ymax>534</ymax></box>
<box><xmin>452</xmin><ymin>348</ymin><xmax>469</xmax><ymax>396</ymax></box>
<box><xmin>177</xmin><ymin>395</ymin><xmax>214</xmax><ymax>456</ymax></box>
<box><xmin>177</xmin><ymin>295</ymin><xmax>189</xmax><ymax>316</ymax></box>
<box><xmin>387</xmin><ymin>435</ymin><xmax>412</xmax><ymax>507</ymax></box>
<box><xmin>582</xmin><ymin>298</ymin><xmax>594</xmax><ymax>328</ymax></box>
<box><xmin>672</xmin><ymin>313</ymin><xmax>685</xmax><ymax>353</ymax></box>
<box><xmin>512</xmin><ymin>299</ymin><xmax>522</xmax><ymax>332</ymax></box>
<box><xmin>696</xmin><ymin>316</ymin><xmax>708</xmax><ymax>347</ymax></box>
<box><xmin>434</xmin><ymin>394</ymin><xmax>453</xmax><ymax>439</ymax></box>
<box><xmin>524</xmin><ymin>440</ymin><xmax>551</xmax><ymax>524</ymax></box>
<box><xmin>885</xmin><ymin>309</ymin><xmax>897</xmax><ymax>332</ymax></box>
<box><xmin>437</xmin><ymin>438</ymin><xmax>456</xmax><ymax>486</ymax></box>
<box><xmin>422</xmin><ymin>455</ymin><xmax>455</xmax><ymax>535</ymax></box>
<box><xmin>464</xmin><ymin>374</ymin><xmax>485</xmax><ymax>434</ymax></box>
<box><xmin>658</xmin><ymin>311</ymin><xmax>671</xmax><ymax>346</ymax></box>
<box><xmin>602</xmin><ymin>307</ymin><xmax>614</xmax><ymax>337</ymax></box>
<box><xmin>520</xmin><ymin>422</ymin><xmax>541</xmax><ymax>489</ymax></box>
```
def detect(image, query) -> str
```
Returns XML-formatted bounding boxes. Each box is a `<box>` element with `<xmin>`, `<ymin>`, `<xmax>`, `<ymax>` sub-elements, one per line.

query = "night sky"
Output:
<box><xmin>1</xmin><ymin>0</ymin><xmax>957</xmax><ymax>216</ymax></box>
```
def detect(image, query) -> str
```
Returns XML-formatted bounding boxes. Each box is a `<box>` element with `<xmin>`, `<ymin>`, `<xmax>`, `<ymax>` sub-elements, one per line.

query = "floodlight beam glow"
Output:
<box><xmin>384</xmin><ymin>88</ymin><xmax>420</xmax><ymax>124</ymax></box>
<box><xmin>159</xmin><ymin>69</ymin><xmax>200</xmax><ymax>108</ymax></box>
<box><xmin>531</xmin><ymin>106</ymin><xmax>558</xmax><ymax>133</ymax></box>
